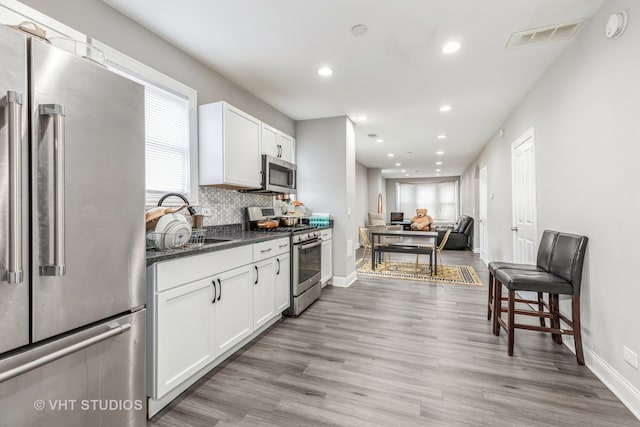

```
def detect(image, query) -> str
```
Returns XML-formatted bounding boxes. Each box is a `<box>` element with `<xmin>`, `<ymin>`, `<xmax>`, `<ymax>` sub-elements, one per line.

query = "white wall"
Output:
<box><xmin>355</xmin><ymin>162</ymin><xmax>369</xmax><ymax>233</ymax></box>
<box><xmin>366</xmin><ymin>169</ymin><xmax>386</xmax><ymax>219</ymax></box>
<box><xmin>296</xmin><ymin>117</ymin><xmax>357</xmax><ymax>287</ymax></box>
<box><xmin>19</xmin><ymin>0</ymin><xmax>294</xmax><ymax>135</ymax></box>
<box><xmin>461</xmin><ymin>0</ymin><xmax>640</xmax><ymax>416</ymax></box>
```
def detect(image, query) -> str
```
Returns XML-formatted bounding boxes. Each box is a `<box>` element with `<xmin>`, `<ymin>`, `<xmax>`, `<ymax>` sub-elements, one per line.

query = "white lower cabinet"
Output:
<box><xmin>253</xmin><ymin>259</ymin><xmax>275</xmax><ymax>329</ymax></box>
<box><xmin>213</xmin><ymin>265</ymin><xmax>253</xmax><ymax>355</ymax></box>
<box><xmin>275</xmin><ymin>251</ymin><xmax>291</xmax><ymax>313</ymax></box>
<box><xmin>155</xmin><ymin>278</ymin><xmax>216</xmax><ymax>399</ymax></box>
<box><xmin>320</xmin><ymin>229</ymin><xmax>333</xmax><ymax>286</ymax></box>
<box><xmin>148</xmin><ymin>239</ymin><xmax>293</xmax><ymax>417</ymax></box>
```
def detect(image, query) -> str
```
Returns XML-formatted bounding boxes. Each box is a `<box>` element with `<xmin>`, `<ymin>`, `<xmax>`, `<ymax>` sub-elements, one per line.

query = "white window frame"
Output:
<box><xmin>91</xmin><ymin>38</ymin><xmax>199</xmax><ymax>207</ymax></box>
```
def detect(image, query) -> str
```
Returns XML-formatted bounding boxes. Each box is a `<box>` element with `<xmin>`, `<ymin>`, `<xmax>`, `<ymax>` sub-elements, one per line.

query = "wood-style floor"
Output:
<box><xmin>149</xmin><ymin>250</ymin><xmax>639</xmax><ymax>426</ymax></box>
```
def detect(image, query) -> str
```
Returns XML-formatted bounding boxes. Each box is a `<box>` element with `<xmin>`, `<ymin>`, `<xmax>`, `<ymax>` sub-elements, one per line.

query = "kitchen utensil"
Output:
<box><xmin>192</xmin><ymin>214</ymin><xmax>204</xmax><ymax>229</ymax></box>
<box><xmin>280</xmin><ymin>216</ymin><xmax>299</xmax><ymax>227</ymax></box>
<box><xmin>257</xmin><ymin>220</ymin><xmax>279</xmax><ymax>229</ymax></box>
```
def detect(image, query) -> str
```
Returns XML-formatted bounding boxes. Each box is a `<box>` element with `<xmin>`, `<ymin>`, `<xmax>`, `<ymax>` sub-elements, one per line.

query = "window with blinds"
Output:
<box><xmin>396</xmin><ymin>180</ymin><xmax>460</xmax><ymax>222</ymax></box>
<box><xmin>108</xmin><ymin>67</ymin><xmax>193</xmax><ymax>205</ymax></box>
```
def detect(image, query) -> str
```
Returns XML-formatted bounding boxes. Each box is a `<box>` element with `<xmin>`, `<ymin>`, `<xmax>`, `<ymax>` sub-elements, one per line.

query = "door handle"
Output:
<box><xmin>6</xmin><ymin>91</ymin><xmax>23</xmax><ymax>284</ymax></box>
<box><xmin>511</xmin><ymin>226</ymin><xmax>518</xmax><ymax>232</ymax></box>
<box><xmin>254</xmin><ymin>265</ymin><xmax>259</xmax><ymax>285</ymax></box>
<box><xmin>0</xmin><ymin>323</ymin><xmax>130</xmax><ymax>383</ymax></box>
<box><xmin>276</xmin><ymin>258</ymin><xmax>280</xmax><ymax>275</ymax></box>
<box><xmin>217</xmin><ymin>278</ymin><xmax>221</xmax><ymax>301</ymax></box>
<box><xmin>39</xmin><ymin>104</ymin><xmax>66</xmax><ymax>277</ymax></box>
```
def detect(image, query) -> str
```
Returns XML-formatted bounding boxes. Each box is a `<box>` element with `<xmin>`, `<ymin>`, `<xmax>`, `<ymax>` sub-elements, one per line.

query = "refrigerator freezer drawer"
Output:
<box><xmin>0</xmin><ymin>309</ymin><xmax>146</xmax><ymax>427</ymax></box>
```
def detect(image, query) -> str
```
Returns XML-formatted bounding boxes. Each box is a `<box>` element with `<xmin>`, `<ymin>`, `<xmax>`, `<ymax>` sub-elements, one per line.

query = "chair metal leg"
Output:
<box><xmin>572</xmin><ymin>294</ymin><xmax>585</xmax><ymax>365</ymax></box>
<box><xmin>508</xmin><ymin>290</ymin><xmax>516</xmax><ymax>356</ymax></box>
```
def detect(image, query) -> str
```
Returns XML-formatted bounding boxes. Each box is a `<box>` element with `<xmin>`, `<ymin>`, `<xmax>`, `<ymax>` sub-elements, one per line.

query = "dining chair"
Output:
<box><xmin>493</xmin><ymin>232</ymin><xmax>588</xmax><ymax>364</ymax></box>
<box><xmin>436</xmin><ymin>228</ymin><xmax>452</xmax><ymax>266</ymax></box>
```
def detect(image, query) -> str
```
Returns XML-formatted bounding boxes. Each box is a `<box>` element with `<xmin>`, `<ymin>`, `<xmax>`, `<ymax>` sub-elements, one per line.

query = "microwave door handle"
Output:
<box><xmin>290</xmin><ymin>169</ymin><xmax>296</xmax><ymax>189</ymax></box>
<box><xmin>39</xmin><ymin>104</ymin><xmax>66</xmax><ymax>276</ymax></box>
<box><xmin>6</xmin><ymin>91</ymin><xmax>23</xmax><ymax>284</ymax></box>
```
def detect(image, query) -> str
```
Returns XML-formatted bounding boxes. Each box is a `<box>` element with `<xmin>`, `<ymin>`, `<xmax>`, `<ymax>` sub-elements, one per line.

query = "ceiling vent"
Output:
<box><xmin>506</xmin><ymin>19</ymin><xmax>585</xmax><ymax>49</ymax></box>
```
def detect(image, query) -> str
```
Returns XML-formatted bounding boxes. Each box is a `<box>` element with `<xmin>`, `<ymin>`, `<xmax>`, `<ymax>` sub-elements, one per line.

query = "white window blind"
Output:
<box><xmin>108</xmin><ymin>68</ymin><xmax>191</xmax><ymax>205</ymax></box>
<box><xmin>396</xmin><ymin>180</ymin><xmax>460</xmax><ymax>222</ymax></box>
<box><xmin>92</xmin><ymin>38</ymin><xmax>199</xmax><ymax>207</ymax></box>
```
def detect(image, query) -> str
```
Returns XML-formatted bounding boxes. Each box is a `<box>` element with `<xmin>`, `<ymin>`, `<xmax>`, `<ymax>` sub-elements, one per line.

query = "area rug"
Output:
<box><xmin>356</xmin><ymin>259</ymin><xmax>483</xmax><ymax>286</ymax></box>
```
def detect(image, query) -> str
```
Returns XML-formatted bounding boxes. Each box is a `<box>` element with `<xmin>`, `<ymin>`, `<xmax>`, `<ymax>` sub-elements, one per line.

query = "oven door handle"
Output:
<box><xmin>298</xmin><ymin>240</ymin><xmax>321</xmax><ymax>250</ymax></box>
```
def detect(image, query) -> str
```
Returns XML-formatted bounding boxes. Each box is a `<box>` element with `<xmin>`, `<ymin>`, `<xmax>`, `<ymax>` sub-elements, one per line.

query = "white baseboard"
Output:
<box><xmin>473</xmin><ymin>247</ymin><xmax>480</xmax><ymax>254</ymax></box>
<box><xmin>563</xmin><ymin>337</ymin><xmax>640</xmax><ymax>420</ymax></box>
<box><xmin>331</xmin><ymin>271</ymin><xmax>357</xmax><ymax>287</ymax></box>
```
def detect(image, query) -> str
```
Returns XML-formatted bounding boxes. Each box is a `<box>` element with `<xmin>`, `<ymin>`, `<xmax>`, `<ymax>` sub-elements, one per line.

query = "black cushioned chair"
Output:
<box><xmin>492</xmin><ymin>231</ymin><xmax>588</xmax><ymax>365</ymax></box>
<box><xmin>486</xmin><ymin>230</ymin><xmax>558</xmax><ymax>321</ymax></box>
<box><xmin>436</xmin><ymin>215</ymin><xmax>473</xmax><ymax>250</ymax></box>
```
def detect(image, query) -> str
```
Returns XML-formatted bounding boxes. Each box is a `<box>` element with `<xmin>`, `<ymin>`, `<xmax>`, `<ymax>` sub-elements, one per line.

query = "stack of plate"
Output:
<box><xmin>153</xmin><ymin>213</ymin><xmax>192</xmax><ymax>250</ymax></box>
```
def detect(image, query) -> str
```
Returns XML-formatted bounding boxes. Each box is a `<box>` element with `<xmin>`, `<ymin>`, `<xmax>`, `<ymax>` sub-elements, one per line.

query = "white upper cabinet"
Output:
<box><xmin>260</xmin><ymin>122</ymin><xmax>295</xmax><ymax>164</ymax></box>
<box><xmin>199</xmin><ymin>102</ymin><xmax>262</xmax><ymax>189</ymax></box>
<box><xmin>261</xmin><ymin>122</ymin><xmax>279</xmax><ymax>159</ymax></box>
<box><xmin>277</xmin><ymin>132</ymin><xmax>294</xmax><ymax>163</ymax></box>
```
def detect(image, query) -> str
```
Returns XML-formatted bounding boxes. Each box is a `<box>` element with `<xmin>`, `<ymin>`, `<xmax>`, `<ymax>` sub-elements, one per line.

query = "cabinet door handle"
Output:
<box><xmin>276</xmin><ymin>258</ymin><xmax>280</xmax><ymax>275</ymax></box>
<box><xmin>210</xmin><ymin>279</ymin><xmax>216</xmax><ymax>304</ymax></box>
<box><xmin>217</xmin><ymin>278</ymin><xmax>221</xmax><ymax>301</ymax></box>
<box><xmin>254</xmin><ymin>265</ymin><xmax>259</xmax><ymax>285</ymax></box>
<box><xmin>260</xmin><ymin>248</ymin><xmax>272</xmax><ymax>254</ymax></box>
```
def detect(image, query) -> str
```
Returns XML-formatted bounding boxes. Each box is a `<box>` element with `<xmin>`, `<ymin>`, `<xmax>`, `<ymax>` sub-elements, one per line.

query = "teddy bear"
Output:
<box><xmin>410</xmin><ymin>208</ymin><xmax>433</xmax><ymax>231</ymax></box>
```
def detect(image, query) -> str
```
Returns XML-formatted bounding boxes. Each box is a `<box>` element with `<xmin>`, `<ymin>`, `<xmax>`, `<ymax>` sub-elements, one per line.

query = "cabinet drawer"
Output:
<box><xmin>156</xmin><ymin>245</ymin><xmax>253</xmax><ymax>292</ymax></box>
<box><xmin>253</xmin><ymin>238</ymin><xmax>290</xmax><ymax>262</ymax></box>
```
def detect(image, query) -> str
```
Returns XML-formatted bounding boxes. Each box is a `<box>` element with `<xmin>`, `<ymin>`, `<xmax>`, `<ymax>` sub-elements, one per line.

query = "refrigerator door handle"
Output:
<box><xmin>0</xmin><ymin>323</ymin><xmax>131</xmax><ymax>383</ymax></box>
<box><xmin>38</xmin><ymin>104</ymin><xmax>66</xmax><ymax>277</ymax></box>
<box><xmin>6</xmin><ymin>91</ymin><xmax>23</xmax><ymax>284</ymax></box>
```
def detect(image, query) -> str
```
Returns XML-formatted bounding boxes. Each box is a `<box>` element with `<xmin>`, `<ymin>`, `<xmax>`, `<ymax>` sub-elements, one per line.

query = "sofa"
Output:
<box><xmin>436</xmin><ymin>215</ymin><xmax>473</xmax><ymax>250</ymax></box>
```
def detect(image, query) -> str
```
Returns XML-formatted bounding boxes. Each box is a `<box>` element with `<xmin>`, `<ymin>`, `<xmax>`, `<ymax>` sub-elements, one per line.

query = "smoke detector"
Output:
<box><xmin>506</xmin><ymin>20</ymin><xmax>585</xmax><ymax>49</ymax></box>
<box><xmin>351</xmin><ymin>25</ymin><xmax>368</xmax><ymax>36</ymax></box>
<box><xmin>605</xmin><ymin>11</ymin><xmax>628</xmax><ymax>39</ymax></box>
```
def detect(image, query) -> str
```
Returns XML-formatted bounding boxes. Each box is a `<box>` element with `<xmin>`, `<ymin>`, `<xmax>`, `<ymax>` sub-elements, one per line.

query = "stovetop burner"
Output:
<box><xmin>253</xmin><ymin>225</ymin><xmax>317</xmax><ymax>234</ymax></box>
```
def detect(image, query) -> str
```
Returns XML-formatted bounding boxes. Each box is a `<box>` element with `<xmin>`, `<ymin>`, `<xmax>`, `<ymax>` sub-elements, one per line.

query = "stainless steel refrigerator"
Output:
<box><xmin>0</xmin><ymin>24</ymin><xmax>146</xmax><ymax>426</ymax></box>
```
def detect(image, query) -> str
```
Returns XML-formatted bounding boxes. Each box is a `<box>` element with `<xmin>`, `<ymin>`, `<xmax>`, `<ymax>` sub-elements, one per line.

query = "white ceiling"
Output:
<box><xmin>104</xmin><ymin>0</ymin><xmax>605</xmax><ymax>179</ymax></box>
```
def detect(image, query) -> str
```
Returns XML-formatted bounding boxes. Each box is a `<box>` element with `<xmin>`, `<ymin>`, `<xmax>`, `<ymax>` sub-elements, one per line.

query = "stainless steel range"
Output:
<box><xmin>246</xmin><ymin>207</ymin><xmax>322</xmax><ymax>316</ymax></box>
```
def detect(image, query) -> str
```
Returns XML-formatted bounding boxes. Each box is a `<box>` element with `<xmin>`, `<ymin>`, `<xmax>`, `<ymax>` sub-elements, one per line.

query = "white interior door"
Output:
<box><xmin>511</xmin><ymin>128</ymin><xmax>537</xmax><ymax>264</ymax></box>
<box><xmin>478</xmin><ymin>166</ymin><xmax>488</xmax><ymax>262</ymax></box>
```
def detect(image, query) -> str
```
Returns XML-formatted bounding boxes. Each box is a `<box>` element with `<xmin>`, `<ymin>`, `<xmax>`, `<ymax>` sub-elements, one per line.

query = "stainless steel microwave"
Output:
<box><xmin>246</xmin><ymin>155</ymin><xmax>296</xmax><ymax>194</ymax></box>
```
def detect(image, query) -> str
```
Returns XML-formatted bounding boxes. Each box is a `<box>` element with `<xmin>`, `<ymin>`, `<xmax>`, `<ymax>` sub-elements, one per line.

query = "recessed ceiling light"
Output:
<box><xmin>357</xmin><ymin>115</ymin><xmax>369</xmax><ymax>122</ymax></box>
<box><xmin>442</xmin><ymin>41</ymin><xmax>461</xmax><ymax>54</ymax></box>
<box><xmin>436</xmin><ymin>150</ymin><xmax>444</xmax><ymax>155</ymax></box>
<box><xmin>435</xmin><ymin>161</ymin><xmax>443</xmax><ymax>165</ymax></box>
<box><xmin>317</xmin><ymin>66</ymin><xmax>333</xmax><ymax>76</ymax></box>
<box><xmin>388</xmin><ymin>153</ymin><xmax>394</xmax><ymax>157</ymax></box>
<box><xmin>395</xmin><ymin>163</ymin><xmax>401</xmax><ymax>166</ymax></box>
<box><xmin>439</xmin><ymin>105</ymin><xmax>452</xmax><ymax>112</ymax></box>
<box><xmin>437</xmin><ymin>134</ymin><xmax>447</xmax><ymax>139</ymax></box>
<box><xmin>436</xmin><ymin>169</ymin><xmax>441</xmax><ymax>172</ymax></box>
<box><xmin>404</xmin><ymin>174</ymin><xmax>409</xmax><ymax>177</ymax></box>
<box><xmin>436</xmin><ymin>173</ymin><xmax>440</xmax><ymax>176</ymax></box>
<box><xmin>376</xmin><ymin>138</ymin><xmax>385</xmax><ymax>143</ymax></box>
<box><xmin>401</xmin><ymin>169</ymin><xmax>406</xmax><ymax>173</ymax></box>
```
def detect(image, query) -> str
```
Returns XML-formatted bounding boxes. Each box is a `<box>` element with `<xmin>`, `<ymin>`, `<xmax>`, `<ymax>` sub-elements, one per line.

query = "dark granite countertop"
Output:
<box><xmin>145</xmin><ymin>222</ymin><xmax>334</xmax><ymax>266</ymax></box>
<box><xmin>145</xmin><ymin>230</ymin><xmax>290</xmax><ymax>266</ymax></box>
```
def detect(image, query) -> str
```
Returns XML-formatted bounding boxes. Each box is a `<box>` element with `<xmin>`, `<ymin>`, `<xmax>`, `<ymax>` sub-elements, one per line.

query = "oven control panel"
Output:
<box><xmin>292</xmin><ymin>231</ymin><xmax>319</xmax><ymax>244</ymax></box>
